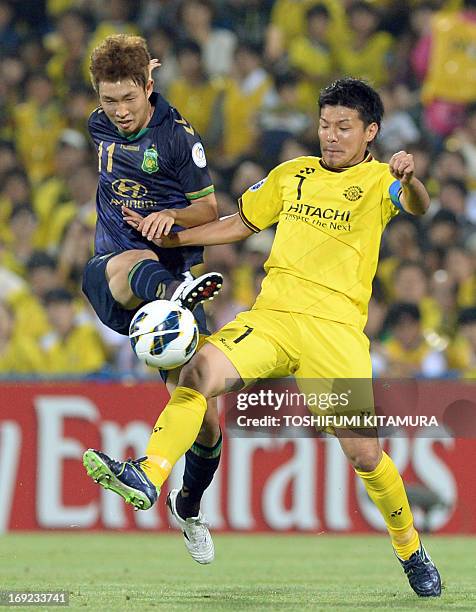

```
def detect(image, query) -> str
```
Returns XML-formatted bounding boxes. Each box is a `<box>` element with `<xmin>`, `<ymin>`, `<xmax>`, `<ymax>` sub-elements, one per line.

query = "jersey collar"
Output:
<box><xmin>319</xmin><ymin>151</ymin><xmax>373</xmax><ymax>173</ymax></box>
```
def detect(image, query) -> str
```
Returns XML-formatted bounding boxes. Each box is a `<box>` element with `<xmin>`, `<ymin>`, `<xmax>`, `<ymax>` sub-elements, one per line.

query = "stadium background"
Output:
<box><xmin>0</xmin><ymin>0</ymin><xmax>476</xmax><ymax>548</ymax></box>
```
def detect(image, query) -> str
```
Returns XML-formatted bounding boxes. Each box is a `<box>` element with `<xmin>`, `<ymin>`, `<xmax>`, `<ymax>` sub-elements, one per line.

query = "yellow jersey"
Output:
<box><xmin>238</xmin><ymin>154</ymin><xmax>401</xmax><ymax>330</ymax></box>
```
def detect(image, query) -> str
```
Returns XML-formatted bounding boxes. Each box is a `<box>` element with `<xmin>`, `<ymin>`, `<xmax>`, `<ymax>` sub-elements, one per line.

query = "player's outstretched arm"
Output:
<box><xmin>389</xmin><ymin>151</ymin><xmax>430</xmax><ymax>215</ymax></box>
<box><xmin>124</xmin><ymin>209</ymin><xmax>253</xmax><ymax>247</ymax></box>
<box><xmin>166</xmin><ymin>213</ymin><xmax>254</xmax><ymax>247</ymax></box>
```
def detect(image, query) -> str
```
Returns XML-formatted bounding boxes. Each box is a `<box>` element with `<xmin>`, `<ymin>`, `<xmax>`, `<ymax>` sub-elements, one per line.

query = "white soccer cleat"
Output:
<box><xmin>166</xmin><ymin>488</ymin><xmax>215</xmax><ymax>564</ymax></box>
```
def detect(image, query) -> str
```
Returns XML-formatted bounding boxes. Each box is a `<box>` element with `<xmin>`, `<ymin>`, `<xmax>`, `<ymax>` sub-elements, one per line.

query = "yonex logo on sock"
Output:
<box><xmin>391</xmin><ymin>506</ymin><xmax>403</xmax><ymax>517</ymax></box>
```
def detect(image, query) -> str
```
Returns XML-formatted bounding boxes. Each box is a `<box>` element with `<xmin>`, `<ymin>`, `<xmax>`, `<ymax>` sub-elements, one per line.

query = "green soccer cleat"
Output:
<box><xmin>83</xmin><ymin>449</ymin><xmax>159</xmax><ymax>511</ymax></box>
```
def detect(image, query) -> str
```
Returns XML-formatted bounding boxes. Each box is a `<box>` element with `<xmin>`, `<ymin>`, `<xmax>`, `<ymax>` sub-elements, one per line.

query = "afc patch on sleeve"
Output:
<box><xmin>249</xmin><ymin>177</ymin><xmax>267</xmax><ymax>192</ymax></box>
<box><xmin>192</xmin><ymin>142</ymin><xmax>207</xmax><ymax>168</ymax></box>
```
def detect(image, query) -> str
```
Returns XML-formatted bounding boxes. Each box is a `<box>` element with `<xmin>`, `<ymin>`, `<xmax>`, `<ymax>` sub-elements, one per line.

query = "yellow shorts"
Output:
<box><xmin>206</xmin><ymin>309</ymin><xmax>374</xmax><ymax>430</ymax></box>
<box><xmin>206</xmin><ymin>309</ymin><xmax>371</xmax><ymax>379</ymax></box>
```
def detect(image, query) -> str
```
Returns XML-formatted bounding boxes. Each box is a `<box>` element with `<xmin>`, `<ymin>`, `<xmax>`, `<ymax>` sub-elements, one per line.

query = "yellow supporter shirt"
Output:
<box><xmin>270</xmin><ymin>0</ymin><xmax>348</xmax><ymax>49</ymax></box>
<box><xmin>167</xmin><ymin>77</ymin><xmax>223</xmax><ymax>139</ymax></box>
<box><xmin>422</xmin><ymin>10</ymin><xmax>476</xmax><ymax>104</ymax></box>
<box><xmin>238</xmin><ymin>154</ymin><xmax>401</xmax><ymax>330</ymax></box>
<box><xmin>40</xmin><ymin>324</ymin><xmax>107</xmax><ymax>375</ymax></box>
<box><xmin>335</xmin><ymin>31</ymin><xmax>394</xmax><ymax>88</ymax></box>
<box><xmin>0</xmin><ymin>333</ymin><xmax>44</xmax><ymax>374</ymax></box>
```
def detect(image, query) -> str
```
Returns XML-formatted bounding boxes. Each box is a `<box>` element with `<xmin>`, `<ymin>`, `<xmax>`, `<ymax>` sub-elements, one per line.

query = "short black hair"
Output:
<box><xmin>27</xmin><ymin>251</ymin><xmax>57</xmax><ymax>272</ymax></box>
<box><xmin>318</xmin><ymin>77</ymin><xmax>384</xmax><ymax>128</ymax></box>
<box><xmin>385</xmin><ymin>302</ymin><xmax>421</xmax><ymax>329</ymax></box>
<box><xmin>176</xmin><ymin>39</ymin><xmax>202</xmax><ymax>58</ymax></box>
<box><xmin>306</xmin><ymin>4</ymin><xmax>330</xmax><ymax>20</ymax></box>
<box><xmin>440</xmin><ymin>177</ymin><xmax>468</xmax><ymax>198</ymax></box>
<box><xmin>430</xmin><ymin>209</ymin><xmax>458</xmax><ymax>227</ymax></box>
<box><xmin>44</xmin><ymin>288</ymin><xmax>74</xmax><ymax>306</ymax></box>
<box><xmin>458</xmin><ymin>307</ymin><xmax>476</xmax><ymax>326</ymax></box>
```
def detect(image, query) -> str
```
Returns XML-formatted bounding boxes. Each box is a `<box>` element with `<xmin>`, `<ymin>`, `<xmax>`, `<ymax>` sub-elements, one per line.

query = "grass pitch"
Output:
<box><xmin>0</xmin><ymin>533</ymin><xmax>474</xmax><ymax>610</ymax></box>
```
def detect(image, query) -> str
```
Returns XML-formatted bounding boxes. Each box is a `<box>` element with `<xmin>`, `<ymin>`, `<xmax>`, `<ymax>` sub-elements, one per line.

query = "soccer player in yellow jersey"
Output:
<box><xmin>85</xmin><ymin>78</ymin><xmax>441</xmax><ymax>597</ymax></box>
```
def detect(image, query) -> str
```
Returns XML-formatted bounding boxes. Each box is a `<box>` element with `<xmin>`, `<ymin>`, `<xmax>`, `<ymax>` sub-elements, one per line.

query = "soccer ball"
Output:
<box><xmin>129</xmin><ymin>300</ymin><xmax>199</xmax><ymax>370</ymax></box>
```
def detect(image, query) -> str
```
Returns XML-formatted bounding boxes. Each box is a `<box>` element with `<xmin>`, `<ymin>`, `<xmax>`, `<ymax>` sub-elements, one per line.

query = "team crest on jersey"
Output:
<box><xmin>249</xmin><ymin>178</ymin><xmax>267</xmax><ymax>192</ymax></box>
<box><xmin>142</xmin><ymin>147</ymin><xmax>159</xmax><ymax>174</ymax></box>
<box><xmin>343</xmin><ymin>185</ymin><xmax>363</xmax><ymax>201</ymax></box>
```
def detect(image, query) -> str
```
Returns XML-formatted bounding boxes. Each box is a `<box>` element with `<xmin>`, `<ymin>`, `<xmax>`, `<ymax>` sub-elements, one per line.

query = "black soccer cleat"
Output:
<box><xmin>170</xmin><ymin>272</ymin><xmax>223</xmax><ymax>311</ymax></box>
<box><xmin>396</xmin><ymin>542</ymin><xmax>442</xmax><ymax>597</ymax></box>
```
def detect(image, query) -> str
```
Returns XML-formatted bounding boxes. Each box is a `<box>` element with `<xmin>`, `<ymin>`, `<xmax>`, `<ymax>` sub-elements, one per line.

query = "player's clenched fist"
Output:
<box><xmin>389</xmin><ymin>151</ymin><xmax>414</xmax><ymax>184</ymax></box>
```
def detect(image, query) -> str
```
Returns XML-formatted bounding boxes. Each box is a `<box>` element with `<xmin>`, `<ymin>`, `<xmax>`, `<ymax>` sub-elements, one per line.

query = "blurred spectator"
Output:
<box><xmin>45</xmin><ymin>9</ymin><xmax>90</xmax><ymax>95</ymax></box>
<box><xmin>6</xmin><ymin>251</ymin><xmax>60</xmax><ymax>343</ymax></box>
<box><xmin>230</xmin><ymin>159</ymin><xmax>266</xmax><ymax>200</ymax></box>
<box><xmin>378</xmin><ymin>216</ymin><xmax>422</xmax><ymax>298</ymax></box>
<box><xmin>39</xmin><ymin>287</ymin><xmax>107</xmax><ymax>375</ymax></box>
<box><xmin>258</xmin><ymin>72</ymin><xmax>312</xmax><ymax>167</ymax></box>
<box><xmin>288</xmin><ymin>4</ymin><xmax>336</xmax><ymax>111</ymax></box>
<box><xmin>220</xmin><ymin>42</ymin><xmax>272</xmax><ymax>165</ymax></box>
<box><xmin>167</xmin><ymin>39</ymin><xmax>224</xmax><ymax>144</ymax></box>
<box><xmin>0</xmin><ymin>301</ymin><xmax>43</xmax><ymax>374</ymax></box>
<box><xmin>446</xmin><ymin>103</ymin><xmax>476</xmax><ymax>186</ymax></box>
<box><xmin>178</xmin><ymin>0</ymin><xmax>237</xmax><ymax>77</ymax></box>
<box><xmin>13</xmin><ymin>72</ymin><xmax>66</xmax><ymax>184</ymax></box>
<box><xmin>445</xmin><ymin>245</ymin><xmax>476</xmax><ymax>309</ymax></box>
<box><xmin>33</xmin><ymin>128</ymin><xmax>89</xmax><ymax>249</ymax></box>
<box><xmin>379</xmin><ymin>83</ymin><xmax>421</xmax><ymax>158</ymax></box>
<box><xmin>265</xmin><ymin>0</ymin><xmax>347</xmax><ymax>66</ymax></box>
<box><xmin>415</xmin><ymin>0</ymin><xmax>476</xmax><ymax>137</ymax></box>
<box><xmin>450</xmin><ymin>307</ymin><xmax>476</xmax><ymax>376</ymax></box>
<box><xmin>335</xmin><ymin>2</ymin><xmax>394</xmax><ymax>88</ymax></box>
<box><xmin>0</xmin><ymin>1</ymin><xmax>20</xmax><ymax>55</ymax></box>
<box><xmin>428</xmin><ymin>209</ymin><xmax>461</xmax><ymax>252</ymax></box>
<box><xmin>392</xmin><ymin>261</ymin><xmax>442</xmax><ymax>335</ymax></box>
<box><xmin>372</xmin><ymin>303</ymin><xmax>447</xmax><ymax>378</ymax></box>
<box><xmin>148</xmin><ymin>26</ymin><xmax>179</xmax><ymax>94</ymax></box>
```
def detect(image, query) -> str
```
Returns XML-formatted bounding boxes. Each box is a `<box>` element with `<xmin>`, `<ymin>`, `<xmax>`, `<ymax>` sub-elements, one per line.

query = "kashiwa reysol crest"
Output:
<box><xmin>142</xmin><ymin>147</ymin><xmax>159</xmax><ymax>173</ymax></box>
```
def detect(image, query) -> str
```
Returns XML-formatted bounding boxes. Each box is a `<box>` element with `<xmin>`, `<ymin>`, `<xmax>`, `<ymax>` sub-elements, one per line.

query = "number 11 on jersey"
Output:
<box><xmin>98</xmin><ymin>141</ymin><xmax>116</xmax><ymax>172</ymax></box>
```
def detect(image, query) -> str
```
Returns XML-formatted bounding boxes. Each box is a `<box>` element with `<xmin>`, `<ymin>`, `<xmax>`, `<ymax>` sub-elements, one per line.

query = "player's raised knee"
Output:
<box><xmin>347</xmin><ymin>448</ymin><xmax>382</xmax><ymax>472</ymax></box>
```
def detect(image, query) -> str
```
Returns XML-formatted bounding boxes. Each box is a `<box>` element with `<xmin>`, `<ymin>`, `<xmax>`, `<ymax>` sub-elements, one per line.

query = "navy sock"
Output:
<box><xmin>128</xmin><ymin>259</ymin><xmax>176</xmax><ymax>302</ymax></box>
<box><xmin>177</xmin><ymin>432</ymin><xmax>222</xmax><ymax>519</ymax></box>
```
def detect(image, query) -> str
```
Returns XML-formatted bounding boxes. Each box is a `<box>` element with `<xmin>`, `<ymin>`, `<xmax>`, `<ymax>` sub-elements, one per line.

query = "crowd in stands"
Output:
<box><xmin>1</xmin><ymin>0</ymin><xmax>476</xmax><ymax>379</ymax></box>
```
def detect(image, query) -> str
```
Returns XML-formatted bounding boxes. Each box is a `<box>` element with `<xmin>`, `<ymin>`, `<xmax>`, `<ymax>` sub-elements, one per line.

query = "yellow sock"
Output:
<box><xmin>355</xmin><ymin>451</ymin><xmax>420</xmax><ymax>560</ymax></box>
<box><xmin>141</xmin><ymin>386</ymin><xmax>207</xmax><ymax>488</ymax></box>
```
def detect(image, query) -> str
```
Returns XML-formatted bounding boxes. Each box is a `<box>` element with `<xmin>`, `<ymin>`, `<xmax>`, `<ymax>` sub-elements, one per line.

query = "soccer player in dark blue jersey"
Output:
<box><xmin>82</xmin><ymin>35</ymin><xmax>221</xmax><ymax>564</ymax></box>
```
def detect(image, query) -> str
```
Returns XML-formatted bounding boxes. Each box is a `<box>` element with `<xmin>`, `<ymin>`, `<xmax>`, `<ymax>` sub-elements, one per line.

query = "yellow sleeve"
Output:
<box><xmin>381</xmin><ymin>168</ymin><xmax>402</xmax><ymax>227</ymax></box>
<box><xmin>238</xmin><ymin>168</ymin><xmax>283</xmax><ymax>232</ymax></box>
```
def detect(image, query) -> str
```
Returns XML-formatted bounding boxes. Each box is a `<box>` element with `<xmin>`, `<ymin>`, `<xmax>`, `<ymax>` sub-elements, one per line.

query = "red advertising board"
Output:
<box><xmin>0</xmin><ymin>382</ymin><xmax>475</xmax><ymax>533</ymax></box>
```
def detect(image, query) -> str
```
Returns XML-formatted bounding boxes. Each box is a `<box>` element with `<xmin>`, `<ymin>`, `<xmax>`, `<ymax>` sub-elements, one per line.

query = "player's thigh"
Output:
<box><xmin>106</xmin><ymin>249</ymin><xmax>158</xmax><ymax>308</ymax></box>
<box><xmin>294</xmin><ymin>316</ymin><xmax>374</xmax><ymax>433</ymax></box>
<box><xmin>178</xmin><ymin>341</ymin><xmax>244</xmax><ymax>398</ymax></box>
<box><xmin>204</xmin><ymin>310</ymin><xmax>299</xmax><ymax>386</ymax></box>
<box><xmin>296</xmin><ymin>316</ymin><xmax>372</xmax><ymax>379</ymax></box>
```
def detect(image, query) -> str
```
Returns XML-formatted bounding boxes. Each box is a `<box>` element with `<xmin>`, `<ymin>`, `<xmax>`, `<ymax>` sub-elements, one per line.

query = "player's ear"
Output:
<box><xmin>145</xmin><ymin>79</ymin><xmax>154</xmax><ymax>98</ymax></box>
<box><xmin>366</xmin><ymin>122</ymin><xmax>379</xmax><ymax>144</ymax></box>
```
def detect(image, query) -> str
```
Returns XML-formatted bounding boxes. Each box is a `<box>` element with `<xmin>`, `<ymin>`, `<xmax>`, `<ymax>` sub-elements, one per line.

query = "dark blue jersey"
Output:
<box><xmin>88</xmin><ymin>92</ymin><xmax>214</xmax><ymax>274</ymax></box>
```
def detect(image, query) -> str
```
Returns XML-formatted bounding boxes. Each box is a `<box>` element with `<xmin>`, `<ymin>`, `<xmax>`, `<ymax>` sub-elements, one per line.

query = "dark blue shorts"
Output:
<box><xmin>82</xmin><ymin>253</ymin><xmax>210</xmax><ymax>337</ymax></box>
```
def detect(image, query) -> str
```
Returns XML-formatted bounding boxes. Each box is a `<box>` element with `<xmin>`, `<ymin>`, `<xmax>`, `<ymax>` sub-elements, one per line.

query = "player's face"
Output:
<box><xmin>98</xmin><ymin>79</ymin><xmax>153</xmax><ymax>135</ymax></box>
<box><xmin>318</xmin><ymin>105</ymin><xmax>378</xmax><ymax>168</ymax></box>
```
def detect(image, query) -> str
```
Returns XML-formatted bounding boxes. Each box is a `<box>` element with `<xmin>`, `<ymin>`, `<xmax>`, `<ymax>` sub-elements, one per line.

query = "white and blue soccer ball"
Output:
<box><xmin>129</xmin><ymin>300</ymin><xmax>199</xmax><ymax>370</ymax></box>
